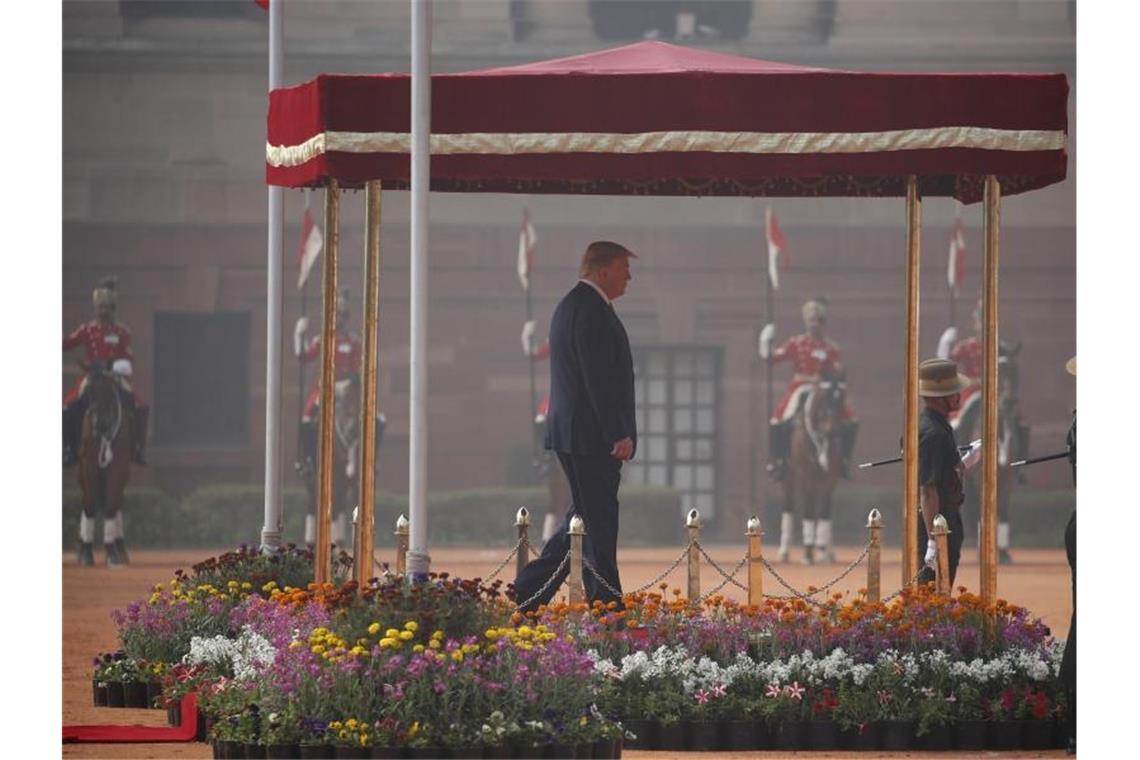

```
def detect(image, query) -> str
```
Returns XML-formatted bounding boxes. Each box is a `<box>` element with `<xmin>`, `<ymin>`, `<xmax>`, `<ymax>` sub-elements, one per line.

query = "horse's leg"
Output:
<box><xmin>77</xmin><ymin>450</ymin><xmax>97</xmax><ymax>566</ymax></box>
<box><xmin>814</xmin><ymin>479</ymin><xmax>836</xmax><ymax>565</ymax></box>
<box><xmin>997</xmin><ymin>469</ymin><xmax>1013</xmax><ymax>564</ymax></box>
<box><xmin>778</xmin><ymin>478</ymin><xmax>794</xmax><ymax>563</ymax></box>
<box><xmin>102</xmin><ymin>445</ymin><xmax>130</xmax><ymax>567</ymax></box>
<box><xmin>801</xmin><ymin>481</ymin><xmax>816</xmax><ymax>566</ymax></box>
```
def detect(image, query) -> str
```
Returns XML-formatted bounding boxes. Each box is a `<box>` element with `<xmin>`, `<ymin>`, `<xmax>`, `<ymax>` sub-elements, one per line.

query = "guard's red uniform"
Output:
<box><xmin>62</xmin><ymin>320</ymin><xmax>139</xmax><ymax>404</ymax></box>
<box><xmin>300</xmin><ymin>330</ymin><xmax>363</xmax><ymax>420</ymax></box>
<box><xmin>769</xmin><ymin>333</ymin><xmax>856</xmax><ymax>422</ymax></box>
<box><xmin>950</xmin><ymin>336</ymin><xmax>983</xmax><ymax>418</ymax></box>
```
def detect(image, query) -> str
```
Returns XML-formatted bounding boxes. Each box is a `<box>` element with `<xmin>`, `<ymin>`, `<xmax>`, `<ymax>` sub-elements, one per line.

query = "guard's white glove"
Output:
<box><xmin>346</xmin><ymin>443</ymin><xmax>358</xmax><ymax>480</ymax></box>
<box><xmin>293</xmin><ymin>316</ymin><xmax>310</xmax><ymax>357</ymax></box>
<box><xmin>936</xmin><ymin>327</ymin><xmax>958</xmax><ymax>360</ymax></box>
<box><xmin>758</xmin><ymin>323</ymin><xmax>776</xmax><ymax>359</ymax></box>
<box><xmin>924</xmin><ymin>538</ymin><xmax>938</xmax><ymax>568</ymax></box>
<box><xmin>111</xmin><ymin>359</ymin><xmax>133</xmax><ymax>377</ymax></box>
<box><xmin>960</xmin><ymin>438</ymin><xmax>983</xmax><ymax>470</ymax></box>
<box><xmin>521</xmin><ymin>319</ymin><xmax>536</xmax><ymax>357</ymax></box>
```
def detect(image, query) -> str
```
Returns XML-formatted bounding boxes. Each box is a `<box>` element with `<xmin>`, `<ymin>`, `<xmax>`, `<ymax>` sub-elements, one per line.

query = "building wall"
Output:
<box><xmin>63</xmin><ymin>1</ymin><xmax>1076</xmax><ymax>532</ymax></box>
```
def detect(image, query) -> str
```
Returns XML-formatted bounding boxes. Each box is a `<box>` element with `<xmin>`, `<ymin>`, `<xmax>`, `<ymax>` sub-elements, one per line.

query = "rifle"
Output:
<box><xmin>1010</xmin><ymin>450</ymin><xmax>1070</xmax><ymax>468</ymax></box>
<box><xmin>858</xmin><ymin>443</ymin><xmax>973</xmax><ymax>470</ymax></box>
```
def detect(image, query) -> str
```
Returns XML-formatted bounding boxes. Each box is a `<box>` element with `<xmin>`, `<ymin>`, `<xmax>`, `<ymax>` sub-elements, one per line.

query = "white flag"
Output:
<box><xmin>766</xmin><ymin>207</ymin><xmax>788</xmax><ymax>290</ymax></box>
<box><xmin>517</xmin><ymin>209</ymin><xmax>536</xmax><ymax>291</ymax></box>
<box><xmin>297</xmin><ymin>206</ymin><xmax>322</xmax><ymax>290</ymax></box>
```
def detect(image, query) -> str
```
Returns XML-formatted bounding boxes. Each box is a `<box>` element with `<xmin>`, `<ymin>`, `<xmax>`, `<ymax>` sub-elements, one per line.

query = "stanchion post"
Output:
<box><xmin>315</xmin><ymin>178</ymin><xmax>341</xmax><ymax>584</ymax></box>
<box><xmin>686</xmin><ymin>509</ymin><xmax>701</xmax><ymax>603</ymax></box>
<box><xmin>980</xmin><ymin>175</ymin><xmax>1001</xmax><ymax>609</ymax></box>
<box><xmin>568</xmin><ymin>515</ymin><xmax>585</xmax><ymax>605</ymax></box>
<box><xmin>395</xmin><ymin>514</ymin><xmax>409</xmax><ymax>576</ymax></box>
<box><xmin>515</xmin><ymin>507</ymin><xmax>530</xmax><ymax>581</ymax></box>
<box><xmin>352</xmin><ymin>506</ymin><xmax>360</xmax><ymax>575</ymax></box>
<box><xmin>866</xmin><ymin>508</ymin><xmax>882</xmax><ymax>604</ymax></box>
<box><xmin>746</xmin><ymin>516</ymin><xmax>763</xmax><ymax>606</ymax></box>
<box><xmin>932</xmin><ymin>514</ymin><xmax>951</xmax><ymax>595</ymax></box>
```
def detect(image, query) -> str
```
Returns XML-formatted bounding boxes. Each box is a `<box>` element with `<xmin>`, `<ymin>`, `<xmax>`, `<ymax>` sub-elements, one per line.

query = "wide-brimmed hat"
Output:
<box><xmin>1065</xmin><ymin>356</ymin><xmax>1076</xmax><ymax>376</ymax></box>
<box><xmin>919</xmin><ymin>358</ymin><xmax>970</xmax><ymax>397</ymax></box>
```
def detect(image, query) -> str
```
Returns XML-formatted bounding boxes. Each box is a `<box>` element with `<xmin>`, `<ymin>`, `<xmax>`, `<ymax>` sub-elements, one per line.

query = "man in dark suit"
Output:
<box><xmin>513</xmin><ymin>241</ymin><xmax>638</xmax><ymax>613</ymax></box>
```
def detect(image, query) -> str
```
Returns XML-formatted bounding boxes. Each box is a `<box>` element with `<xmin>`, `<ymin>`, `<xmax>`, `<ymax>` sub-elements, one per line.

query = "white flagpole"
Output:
<box><xmin>261</xmin><ymin>0</ymin><xmax>285</xmax><ymax>550</ymax></box>
<box><xmin>408</xmin><ymin>0</ymin><xmax>433</xmax><ymax>577</ymax></box>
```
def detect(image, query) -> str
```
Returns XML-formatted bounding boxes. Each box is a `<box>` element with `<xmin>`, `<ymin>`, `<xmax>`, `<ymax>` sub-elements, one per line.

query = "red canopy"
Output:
<box><xmin>266</xmin><ymin>41</ymin><xmax>1068</xmax><ymax>203</ymax></box>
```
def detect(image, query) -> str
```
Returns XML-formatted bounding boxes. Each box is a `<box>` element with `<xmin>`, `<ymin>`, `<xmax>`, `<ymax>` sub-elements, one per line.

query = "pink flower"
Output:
<box><xmin>765</xmin><ymin>683</ymin><xmax>782</xmax><ymax>698</ymax></box>
<box><xmin>786</xmin><ymin>682</ymin><xmax>805</xmax><ymax>701</ymax></box>
<box><xmin>694</xmin><ymin>689</ymin><xmax>710</xmax><ymax>705</ymax></box>
<box><xmin>945</xmin><ymin>693</ymin><xmax>957</xmax><ymax>704</ymax></box>
<box><xmin>877</xmin><ymin>690</ymin><xmax>893</xmax><ymax>705</ymax></box>
<box><xmin>711</xmin><ymin>683</ymin><xmax>727</xmax><ymax>698</ymax></box>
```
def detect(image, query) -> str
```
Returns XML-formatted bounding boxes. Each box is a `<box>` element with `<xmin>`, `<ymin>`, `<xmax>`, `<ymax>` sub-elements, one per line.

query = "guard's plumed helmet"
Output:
<box><xmin>802</xmin><ymin>297</ymin><xmax>828</xmax><ymax>324</ymax></box>
<box><xmin>92</xmin><ymin>276</ymin><xmax>118</xmax><ymax>309</ymax></box>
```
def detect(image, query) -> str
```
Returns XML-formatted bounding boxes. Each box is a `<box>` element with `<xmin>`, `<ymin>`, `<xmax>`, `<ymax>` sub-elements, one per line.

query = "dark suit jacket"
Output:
<box><xmin>544</xmin><ymin>281</ymin><xmax>637</xmax><ymax>456</ymax></box>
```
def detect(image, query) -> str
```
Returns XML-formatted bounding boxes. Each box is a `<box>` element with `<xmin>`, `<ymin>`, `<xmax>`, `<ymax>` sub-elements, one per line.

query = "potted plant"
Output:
<box><xmin>757</xmin><ymin>681</ymin><xmax>810</xmax><ymax>750</ymax></box>
<box><xmin>833</xmin><ymin>679</ymin><xmax>882</xmax><ymax>750</ymax></box>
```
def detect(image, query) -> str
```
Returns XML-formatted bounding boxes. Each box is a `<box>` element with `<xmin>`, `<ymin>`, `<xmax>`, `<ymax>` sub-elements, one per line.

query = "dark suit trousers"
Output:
<box><xmin>1061</xmin><ymin>510</ymin><xmax>1076</xmax><ymax>744</ymax></box>
<box><xmin>513</xmin><ymin>452</ymin><xmax>623</xmax><ymax>612</ymax></box>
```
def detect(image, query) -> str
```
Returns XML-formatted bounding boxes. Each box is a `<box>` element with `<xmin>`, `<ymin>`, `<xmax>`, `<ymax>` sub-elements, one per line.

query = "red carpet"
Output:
<box><xmin>62</xmin><ymin>693</ymin><xmax>200</xmax><ymax>744</ymax></box>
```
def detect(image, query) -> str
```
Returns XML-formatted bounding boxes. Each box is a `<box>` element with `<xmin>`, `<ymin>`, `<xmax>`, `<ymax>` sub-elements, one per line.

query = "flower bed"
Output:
<box><xmin>92</xmin><ymin>548</ymin><xmax>1067</xmax><ymax>754</ymax></box>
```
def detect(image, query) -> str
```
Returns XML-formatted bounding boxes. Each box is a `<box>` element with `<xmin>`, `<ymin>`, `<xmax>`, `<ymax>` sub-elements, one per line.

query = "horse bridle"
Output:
<box><xmin>91</xmin><ymin>375</ymin><xmax>123</xmax><ymax>470</ymax></box>
<box><xmin>803</xmin><ymin>380</ymin><xmax>845</xmax><ymax>471</ymax></box>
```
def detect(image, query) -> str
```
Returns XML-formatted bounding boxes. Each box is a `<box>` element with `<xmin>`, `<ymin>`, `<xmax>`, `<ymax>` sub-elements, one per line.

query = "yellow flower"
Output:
<box><xmin>431</xmin><ymin>630</ymin><xmax>444</xmax><ymax>641</ymax></box>
<box><xmin>262</xmin><ymin>581</ymin><xmax>278</xmax><ymax>592</ymax></box>
<box><xmin>289</xmin><ymin>641</ymin><xmax>302</xmax><ymax>649</ymax></box>
<box><xmin>379</xmin><ymin>638</ymin><xmax>397</xmax><ymax>649</ymax></box>
<box><xmin>413</xmin><ymin>644</ymin><xmax>425</xmax><ymax>653</ymax></box>
<box><xmin>385</xmin><ymin>629</ymin><xmax>400</xmax><ymax>638</ymax></box>
<box><xmin>346</xmin><ymin>719</ymin><xmax>358</xmax><ymax>729</ymax></box>
<box><xmin>351</xmin><ymin>646</ymin><xmax>366</xmax><ymax>656</ymax></box>
<box><xmin>485</xmin><ymin>629</ymin><xmax>500</xmax><ymax>641</ymax></box>
<box><xmin>241</xmin><ymin>582</ymin><xmax>252</xmax><ymax>590</ymax></box>
<box><xmin>428</xmin><ymin>639</ymin><xmax>441</xmax><ymax>650</ymax></box>
<box><xmin>329</xmin><ymin>721</ymin><xmax>343</xmax><ymax>730</ymax></box>
<box><xmin>311</xmin><ymin>645</ymin><xmax>325</xmax><ymax>655</ymax></box>
<box><xmin>451</xmin><ymin>650</ymin><xmax>464</xmax><ymax>663</ymax></box>
<box><xmin>398</xmin><ymin>630</ymin><xmax>414</xmax><ymax>641</ymax></box>
<box><xmin>368</xmin><ymin>623</ymin><xmax>381</xmax><ymax>635</ymax></box>
<box><xmin>404</xmin><ymin>621</ymin><xmax>419</xmax><ymax>632</ymax></box>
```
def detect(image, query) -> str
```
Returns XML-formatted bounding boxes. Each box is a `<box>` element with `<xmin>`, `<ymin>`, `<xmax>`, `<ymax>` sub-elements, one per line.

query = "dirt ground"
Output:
<box><xmin>62</xmin><ymin>545</ymin><xmax>1072</xmax><ymax>759</ymax></box>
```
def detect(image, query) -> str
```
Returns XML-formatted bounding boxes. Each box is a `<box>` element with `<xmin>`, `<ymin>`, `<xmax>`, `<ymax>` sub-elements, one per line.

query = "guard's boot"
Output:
<box><xmin>839</xmin><ymin>420</ymin><xmax>859</xmax><ymax>479</ymax></box>
<box><xmin>113</xmin><ymin>513</ymin><xmax>129</xmax><ymax>565</ymax></box>
<box><xmin>767</xmin><ymin>421</ymin><xmax>789</xmax><ymax>481</ymax></box>
<box><xmin>63</xmin><ymin>400</ymin><xmax>82</xmax><ymax>467</ymax></box>
<box><xmin>777</xmin><ymin>512</ymin><xmax>793</xmax><ymax>562</ymax></box>
<box><xmin>801</xmin><ymin>520</ymin><xmax>817</xmax><ymax>565</ymax></box>
<box><xmin>132</xmin><ymin>404</ymin><xmax>149</xmax><ymax>466</ymax></box>
<box><xmin>296</xmin><ymin>420</ymin><xmax>317</xmax><ymax>477</ymax></box>
<box><xmin>998</xmin><ymin>522</ymin><xmax>1013</xmax><ymax>565</ymax></box>
<box><xmin>77</xmin><ymin>513</ymin><xmax>96</xmax><ymax>566</ymax></box>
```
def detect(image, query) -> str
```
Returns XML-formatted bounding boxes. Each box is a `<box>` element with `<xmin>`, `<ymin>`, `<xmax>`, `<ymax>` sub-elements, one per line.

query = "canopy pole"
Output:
<box><xmin>356</xmin><ymin>181</ymin><xmax>382</xmax><ymax>585</ymax></box>
<box><xmin>260</xmin><ymin>0</ymin><xmax>285</xmax><ymax>551</ymax></box>
<box><xmin>980</xmin><ymin>175</ymin><xmax>1001</xmax><ymax>605</ymax></box>
<box><xmin>407</xmin><ymin>0</ymin><xmax>433</xmax><ymax>579</ymax></box>
<box><xmin>902</xmin><ymin>176</ymin><xmax>921</xmax><ymax>587</ymax></box>
<box><xmin>315</xmin><ymin>179</ymin><xmax>340</xmax><ymax>584</ymax></box>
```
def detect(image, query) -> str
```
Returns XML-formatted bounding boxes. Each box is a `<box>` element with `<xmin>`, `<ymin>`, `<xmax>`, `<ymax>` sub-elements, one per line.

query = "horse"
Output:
<box><xmin>302</xmin><ymin>377</ymin><xmax>385</xmax><ymax>550</ymax></box>
<box><xmin>76</xmin><ymin>363</ymin><xmax>134</xmax><ymax>567</ymax></box>
<box><xmin>952</xmin><ymin>346</ymin><xmax>1029</xmax><ymax>563</ymax></box>
<box><xmin>778</xmin><ymin>370</ymin><xmax>847</xmax><ymax>564</ymax></box>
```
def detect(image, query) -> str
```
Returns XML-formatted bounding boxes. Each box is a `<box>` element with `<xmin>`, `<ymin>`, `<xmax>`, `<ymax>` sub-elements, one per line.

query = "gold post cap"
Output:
<box><xmin>515</xmin><ymin>507</ymin><xmax>530</xmax><ymax>526</ymax></box>
<box><xmin>568</xmin><ymin>515</ymin><xmax>585</xmax><ymax>535</ymax></box>
<box><xmin>932</xmin><ymin>514</ymin><xmax>949</xmax><ymax>534</ymax></box>
<box><xmin>746</xmin><ymin>516</ymin><xmax>762</xmax><ymax>535</ymax></box>
<box><xmin>395</xmin><ymin>514</ymin><xmax>410</xmax><ymax>534</ymax></box>
<box><xmin>867</xmin><ymin>508</ymin><xmax>883</xmax><ymax>528</ymax></box>
<box><xmin>686</xmin><ymin>509</ymin><xmax>701</xmax><ymax>528</ymax></box>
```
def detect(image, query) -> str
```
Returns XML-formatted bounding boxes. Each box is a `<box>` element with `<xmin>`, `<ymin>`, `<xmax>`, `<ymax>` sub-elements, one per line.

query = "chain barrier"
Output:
<box><xmin>627</xmin><ymin>541</ymin><xmax>694</xmax><ymax>594</ymax></box>
<box><xmin>700</xmin><ymin>553</ymin><xmax>750</xmax><ymax>600</ymax></box>
<box><xmin>694</xmin><ymin>542</ymin><xmax>748</xmax><ymax>593</ymax></box>
<box><xmin>528</xmin><ymin>541</ymin><xmax>542</xmax><ymax>559</ymax></box>
<box><xmin>513</xmin><ymin>550</ymin><xmax>571</xmax><ymax>613</ymax></box>
<box><xmin>882</xmin><ymin>569</ymin><xmax>928</xmax><ymax>603</ymax></box>
<box><xmin>582</xmin><ymin>555</ymin><xmax>627</xmax><ymax>601</ymax></box>
<box><xmin>483</xmin><ymin>538</ymin><xmax>524</xmax><ymax>582</ymax></box>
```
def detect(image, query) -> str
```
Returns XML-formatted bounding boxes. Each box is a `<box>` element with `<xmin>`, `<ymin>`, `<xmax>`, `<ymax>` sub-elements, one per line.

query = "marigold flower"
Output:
<box><xmin>368</xmin><ymin>623</ymin><xmax>381</xmax><ymax>635</ymax></box>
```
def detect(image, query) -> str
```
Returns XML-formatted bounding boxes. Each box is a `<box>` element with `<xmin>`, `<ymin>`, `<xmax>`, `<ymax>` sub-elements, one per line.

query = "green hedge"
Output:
<box><xmin>62</xmin><ymin>483</ymin><xmax>683</xmax><ymax>549</ymax></box>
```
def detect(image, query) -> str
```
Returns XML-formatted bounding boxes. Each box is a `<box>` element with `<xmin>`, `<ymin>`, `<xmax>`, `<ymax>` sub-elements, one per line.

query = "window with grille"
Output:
<box><xmin>623</xmin><ymin>345</ymin><xmax>722</xmax><ymax>519</ymax></box>
<box><xmin>153</xmin><ymin>311</ymin><xmax>250</xmax><ymax>445</ymax></box>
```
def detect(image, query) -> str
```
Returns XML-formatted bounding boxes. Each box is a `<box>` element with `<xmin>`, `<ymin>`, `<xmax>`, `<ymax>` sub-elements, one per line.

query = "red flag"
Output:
<box><xmin>765</xmin><ymin>207</ymin><xmax>789</xmax><ymax>290</ymax></box>
<box><xmin>297</xmin><ymin>206</ymin><xmax>322</xmax><ymax>290</ymax></box>
<box><xmin>255</xmin><ymin>0</ymin><xmax>269</xmax><ymax>10</ymax></box>
<box><xmin>517</xmin><ymin>209</ymin><xmax>537</xmax><ymax>291</ymax></box>
<box><xmin>947</xmin><ymin>213</ymin><xmax>967</xmax><ymax>290</ymax></box>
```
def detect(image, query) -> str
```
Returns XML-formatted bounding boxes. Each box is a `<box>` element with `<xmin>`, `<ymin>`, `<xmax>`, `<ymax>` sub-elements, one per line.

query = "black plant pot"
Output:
<box><xmin>1025</xmin><ymin>719</ymin><xmax>1054</xmax><ymax>750</ymax></box>
<box><xmin>686</xmin><ymin>720</ymin><xmax>719</xmax><ymax>751</ymax></box>
<box><xmin>542</xmin><ymin>742</ymin><xmax>574</xmax><ymax>759</ymax></box>
<box><xmin>218</xmin><ymin>741</ymin><xmax>242</xmax><ymax>760</ymax></box>
<box><xmin>591</xmin><ymin>738</ymin><xmax>617</xmax><ymax>758</ymax></box>
<box><xmin>1052</xmin><ymin>715</ymin><xmax>1070</xmax><ymax>749</ymax></box>
<box><xmin>882</xmin><ymin>720</ymin><xmax>915</xmax><ymax>750</ymax></box>
<box><xmin>807</xmin><ymin>719</ymin><xmax>839</xmax><ymax>750</ymax></box>
<box><xmin>123</xmin><ymin>680</ymin><xmax>149</xmax><ymax>708</ymax></box>
<box><xmin>843</xmin><ymin>723</ymin><xmax>883</xmax><ymax>751</ymax></box>
<box><xmin>655</xmin><ymin>721</ymin><xmax>686</xmax><ymax>751</ymax></box>
<box><xmin>480</xmin><ymin>746</ymin><xmax>510</xmax><ymax>760</ymax></box>
<box><xmin>92</xmin><ymin>680</ymin><xmax>108</xmax><ymax>707</ymax></box>
<box><xmin>989</xmin><ymin>719</ymin><xmax>1027</xmax><ymax>750</ymax></box>
<box><xmin>105</xmin><ymin>681</ymin><xmax>126</xmax><ymax>708</ymax></box>
<box><xmin>572</xmin><ymin>743</ymin><xmax>592</xmax><ymax>759</ymax></box>
<box><xmin>916</xmin><ymin>723</ymin><xmax>953</xmax><ymax>751</ymax></box>
<box><xmin>245</xmin><ymin>743</ymin><xmax>268</xmax><ymax>759</ymax></box>
<box><xmin>266</xmin><ymin>745</ymin><xmax>301</xmax><ymax>759</ymax></box>
<box><xmin>368</xmin><ymin>748</ymin><xmax>400</xmax><ymax>760</ymax></box>
<box><xmin>146</xmin><ymin>680</ymin><xmax>164</xmax><ymax>709</ymax></box>
<box><xmin>408</xmin><ymin>747</ymin><xmax>448</xmax><ymax>759</ymax></box>
<box><xmin>954</xmin><ymin>719</ymin><xmax>986</xmax><ymax>750</ymax></box>
<box><xmin>773</xmin><ymin>720</ymin><xmax>807</xmax><ymax>751</ymax></box>
<box><xmin>621</xmin><ymin>718</ymin><xmax>652</xmax><ymax>750</ymax></box>
<box><xmin>722</xmin><ymin>720</ymin><xmax>755</xmax><ymax>750</ymax></box>
<box><xmin>334</xmin><ymin>747</ymin><xmax>369</xmax><ymax>759</ymax></box>
<box><xmin>298</xmin><ymin>745</ymin><xmax>335</xmax><ymax>759</ymax></box>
